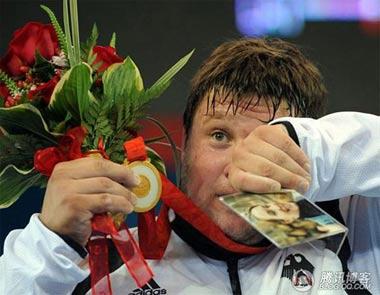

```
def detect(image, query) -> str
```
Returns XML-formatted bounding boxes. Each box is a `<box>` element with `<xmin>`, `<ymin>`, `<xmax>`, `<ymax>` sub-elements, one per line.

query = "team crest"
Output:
<box><xmin>281</xmin><ymin>253</ymin><xmax>315</xmax><ymax>292</ymax></box>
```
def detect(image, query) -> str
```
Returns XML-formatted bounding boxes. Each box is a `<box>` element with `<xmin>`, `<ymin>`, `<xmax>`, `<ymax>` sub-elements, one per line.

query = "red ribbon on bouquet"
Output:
<box><xmin>88</xmin><ymin>214</ymin><xmax>153</xmax><ymax>295</ymax></box>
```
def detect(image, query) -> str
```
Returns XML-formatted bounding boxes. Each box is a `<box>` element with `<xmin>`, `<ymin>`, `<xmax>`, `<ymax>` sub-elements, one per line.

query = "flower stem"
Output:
<box><xmin>63</xmin><ymin>0</ymin><xmax>73</xmax><ymax>67</ymax></box>
<box><xmin>70</xmin><ymin>0</ymin><xmax>81</xmax><ymax>65</ymax></box>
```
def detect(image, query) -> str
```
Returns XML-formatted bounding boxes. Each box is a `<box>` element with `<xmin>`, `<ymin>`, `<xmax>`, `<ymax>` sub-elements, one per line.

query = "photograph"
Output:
<box><xmin>219</xmin><ymin>190</ymin><xmax>348</xmax><ymax>249</ymax></box>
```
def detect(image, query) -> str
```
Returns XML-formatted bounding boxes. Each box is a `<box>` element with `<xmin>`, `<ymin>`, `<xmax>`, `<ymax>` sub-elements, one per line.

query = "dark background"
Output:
<box><xmin>1</xmin><ymin>0</ymin><xmax>379</xmax><ymax>253</ymax></box>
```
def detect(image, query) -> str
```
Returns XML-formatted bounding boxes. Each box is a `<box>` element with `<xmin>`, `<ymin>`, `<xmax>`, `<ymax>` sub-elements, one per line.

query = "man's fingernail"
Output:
<box><xmin>271</xmin><ymin>183</ymin><xmax>281</xmax><ymax>192</ymax></box>
<box><xmin>132</xmin><ymin>174</ymin><xmax>141</xmax><ymax>186</ymax></box>
<box><xmin>125</xmin><ymin>205</ymin><xmax>134</xmax><ymax>213</ymax></box>
<box><xmin>131</xmin><ymin>193</ymin><xmax>138</xmax><ymax>205</ymax></box>
<box><xmin>298</xmin><ymin>180</ymin><xmax>310</xmax><ymax>194</ymax></box>
<box><xmin>304</xmin><ymin>163</ymin><xmax>311</xmax><ymax>173</ymax></box>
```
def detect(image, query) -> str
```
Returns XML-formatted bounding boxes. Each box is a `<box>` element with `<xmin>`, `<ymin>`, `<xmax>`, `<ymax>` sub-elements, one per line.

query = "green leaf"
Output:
<box><xmin>102</xmin><ymin>57</ymin><xmax>144</xmax><ymax>129</ymax></box>
<box><xmin>147</xmin><ymin>147</ymin><xmax>166</xmax><ymax>175</ymax></box>
<box><xmin>88</xmin><ymin>52</ymin><xmax>98</xmax><ymax>65</ymax></box>
<box><xmin>49</xmin><ymin>62</ymin><xmax>93</xmax><ymax>122</ymax></box>
<box><xmin>142</xmin><ymin>49</ymin><xmax>194</xmax><ymax>104</ymax></box>
<box><xmin>0</xmin><ymin>134</ymin><xmax>51</xmax><ymax>172</ymax></box>
<box><xmin>0</xmin><ymin>166</ymin><xmax>44</xmax><ymax>208</ymax></box>
<box><xmin>40</xmin><ymin>5</ymin><xmax>67</xmax><ymax>55</ymax></box>
<box><xmin>32</xmin><ymin>51</ymin><xmax>56</xmax><ymax>82</ymax></box>
<box><xmin>52</xmin><ymin>112</ymin><xmax>72</xmax><ymax>133</ymax></box>
<box><xmin>103</xmin><ymin>56</ymin><xmax>144</xmax><ymax>101</ymax></box>
<box><xmin>106</xmin><ymin>130</ymin><xmax>133</xmax><ymax>164</ymax></box>
<box><xmin>81</xmin><ymin>23</ymin><xmax>99</xmax><ymax>62</ymax></box>
<box><xmin>0</xmin><ymin>104</ymin><xmax>57</xmax><ymax>144</ymax></box>
<box><xmin>0</xmin><ymin>69</ymin><xmax>19</xmax><ymax>96</ymax></box>
<box><xmin>109</xmin><ymin>151</ymin><xmax>124</xmax><ymax>164</ymax></box>
<box><xmin>109</xmin><ymin>32</ymin><xmax>116</xmax><ymax>48</ymax></box>
<box><xmin>90</xmin><ymin>23</ymin><xmax>99</xmax><ymax>45</ymax></box>
<box><xmin>82</xmin><ymin>96</ymin><xmax>116</xmax><ymax>150</ymax></box>
<box><xmin>91</xmin><ymin>60</ymin><xmax>103</xmax><ymax>72</ymax></box>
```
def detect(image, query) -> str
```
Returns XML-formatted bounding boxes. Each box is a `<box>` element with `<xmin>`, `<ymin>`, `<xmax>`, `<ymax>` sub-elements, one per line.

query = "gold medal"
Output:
<box><xmin>126</xmin><ymin>160</ymin><xmax>162</xmax><ymax>213</ymax></box>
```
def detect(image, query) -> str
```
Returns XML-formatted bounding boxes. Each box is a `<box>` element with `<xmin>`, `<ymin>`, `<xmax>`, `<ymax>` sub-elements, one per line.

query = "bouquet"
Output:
<box><xmin>0</xmin><ymin>0</ymin><xmax>192</xmax><ymax>293</ymax></box>
<box><xmin>0</xmin><ymin>2</ymin><xmax>192</xmax><ymax>208</ymax></box>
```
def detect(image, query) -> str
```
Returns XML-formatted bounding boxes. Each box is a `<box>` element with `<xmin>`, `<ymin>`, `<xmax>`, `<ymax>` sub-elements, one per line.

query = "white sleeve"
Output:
<box><xmin>271</xmin><ymin>112</ymin><xmax>380</xmax><ymax>202</ymax></box>
<box><xmin>0</xmin><ymin>214</ymin><xmax>89</xmax><ymax>295</ymax></box>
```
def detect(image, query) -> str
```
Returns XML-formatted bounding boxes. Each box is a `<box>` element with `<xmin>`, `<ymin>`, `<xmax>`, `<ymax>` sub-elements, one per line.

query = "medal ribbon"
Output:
<box><xmin>124</xmin><ymin>137</ymin><xmax>171</xmax><ymax>259</ymax></box>
<box><xmin>83</xmin><ymin>137</ymin><xmax>155</xmax><ymax>295</ymax></box>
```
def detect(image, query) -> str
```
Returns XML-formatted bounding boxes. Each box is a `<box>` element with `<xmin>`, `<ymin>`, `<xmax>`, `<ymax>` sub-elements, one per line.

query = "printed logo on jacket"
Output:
<box><xmin>129</xmin><ymin>278</ymin><xmax>167</xmax><ymax>295</ymax></box>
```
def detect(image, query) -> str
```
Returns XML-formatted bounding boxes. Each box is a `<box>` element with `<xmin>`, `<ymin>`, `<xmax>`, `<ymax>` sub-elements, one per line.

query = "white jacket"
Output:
<box><xmin>1</xmin><ymin>214</ymin><xmax>344</xmax><ymax>295</ymax></box>
<box><xmin>272</xmin><ymin>112</ymin><xmax>380</xmax><ymax>294</ymax></box>
<box><xmin>1</xmin><ymin>112</ymin><xmax>379</xmax><ymax>295</ymax></box>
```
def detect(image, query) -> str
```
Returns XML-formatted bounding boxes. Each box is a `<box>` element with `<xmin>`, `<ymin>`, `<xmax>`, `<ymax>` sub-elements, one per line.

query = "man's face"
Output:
<box><xmin>182</xmin><ymin>97</ymin><xmax>291</xmax><ymax>245</ymax></box>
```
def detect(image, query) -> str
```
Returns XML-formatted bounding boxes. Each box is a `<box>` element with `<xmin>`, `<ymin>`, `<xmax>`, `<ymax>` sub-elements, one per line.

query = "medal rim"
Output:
<box><xmin>127</xmin><ymin>160</ymin><xmax>162</xmax><ymax>213</ymax></box>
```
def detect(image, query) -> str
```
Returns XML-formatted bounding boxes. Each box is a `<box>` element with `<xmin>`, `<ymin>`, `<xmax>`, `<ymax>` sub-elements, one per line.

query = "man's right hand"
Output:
<box><xmin>39</xmin><ymin>157</ymin><xmax>140</xmax><ymax>246</ymax></box>
<box><xmin>228</xmin><ymin>124</ymin><xmax>311</xmax><ymax>194</ymax></box>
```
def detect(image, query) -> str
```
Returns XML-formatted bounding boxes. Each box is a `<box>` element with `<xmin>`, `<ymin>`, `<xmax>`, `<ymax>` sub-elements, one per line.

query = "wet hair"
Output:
<box><xmin>183</xmin><ymin>38</ymin><xmax>327</xmax><ymax>138</ymax></box>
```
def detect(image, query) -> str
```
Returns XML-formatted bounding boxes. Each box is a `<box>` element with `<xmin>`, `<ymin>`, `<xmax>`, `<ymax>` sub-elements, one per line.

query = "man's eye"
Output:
<box><xmin>211</xmin><ymin>131</ymin><xmax>229</xmax><ymax>143</ymax></box>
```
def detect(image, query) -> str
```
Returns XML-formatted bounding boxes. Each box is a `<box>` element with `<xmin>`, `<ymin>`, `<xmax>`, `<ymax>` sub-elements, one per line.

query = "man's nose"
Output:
<box><xmin>223</xmin><ymin>164</ymin><xmax>230</xmax><ymax>179</ymax></box>
<box><xmin>222</xmin><ymin>144</ymin><xmax>236</xmax><ymax>179</ymax></box>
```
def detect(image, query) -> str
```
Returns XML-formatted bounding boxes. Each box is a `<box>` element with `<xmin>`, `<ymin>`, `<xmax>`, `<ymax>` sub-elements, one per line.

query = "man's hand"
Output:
<box><xmin>40</xmin><ymin>157</ymin><xmax>139</xmax><ymax>246</ymax></box>
<box><xmin>229</xmin><ymin>124</ymin><xmax>311</xmax><ymax>194</ymax></box>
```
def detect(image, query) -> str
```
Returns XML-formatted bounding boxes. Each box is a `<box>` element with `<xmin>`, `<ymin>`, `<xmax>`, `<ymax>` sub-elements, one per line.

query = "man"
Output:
<box><xmin>0</xmin><ymin>38</ymin><xmax>379</xmax><ymax>294</ymax></box>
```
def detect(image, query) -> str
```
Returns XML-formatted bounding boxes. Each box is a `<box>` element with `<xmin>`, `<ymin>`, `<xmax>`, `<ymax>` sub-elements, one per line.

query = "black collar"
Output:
<box><xmin>171</xmin><ymin>214</ymin><xmax>270</xmax><ymax>261</ymax></box>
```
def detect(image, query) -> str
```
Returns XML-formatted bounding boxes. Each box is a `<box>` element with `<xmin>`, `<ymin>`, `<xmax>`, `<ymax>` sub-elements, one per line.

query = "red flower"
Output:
<box><xmin>59</xmin><ymin>126</ymin><xmax>88</xmax><ymax>160</ymax></box>
<box><xmin>28</xmin><ymin>75</ymin><xmax>60</xmax><ymax>104</ymax></box>
<box><xmin>34</xmin><ymin>126</ymin><xmax>87</xmax><ymax>176</ymax></box>
<box><xmin>0</xmin><ymin>84</ymin><xmax>10</xmax><ymax>100</ymax></box>
<box><xmin>0</xmin><ymin>22</ymin><xmax>59</xmax><ymax>76</ymax></box>
<box><xmin>92</xmin><ymin>46</ymin><xmax>123</xmax><ymax>72</ymax></box>
<box><xmin>34</xmin><ymin>147</ymin><xmax>65</xmax><ymax>176</ymax></box>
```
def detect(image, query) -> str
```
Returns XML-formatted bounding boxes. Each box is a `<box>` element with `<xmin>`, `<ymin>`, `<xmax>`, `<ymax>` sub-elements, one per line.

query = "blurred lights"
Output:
<box><xmin>236</xmin><ymin>0</ymin><xmax>380</xmax><ymax>37</ymax></box>
<box><xmin>358</xmin><ymin>0</ymin><xmax>380</xmax><ymax>20</ymax></box>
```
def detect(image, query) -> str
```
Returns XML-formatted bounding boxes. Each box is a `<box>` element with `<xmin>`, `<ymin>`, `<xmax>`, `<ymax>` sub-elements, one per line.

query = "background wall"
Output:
<box><xmin>1</xmin><ymin>0</ymin><xmax>379</xmax><ymax>253</ymax></box>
